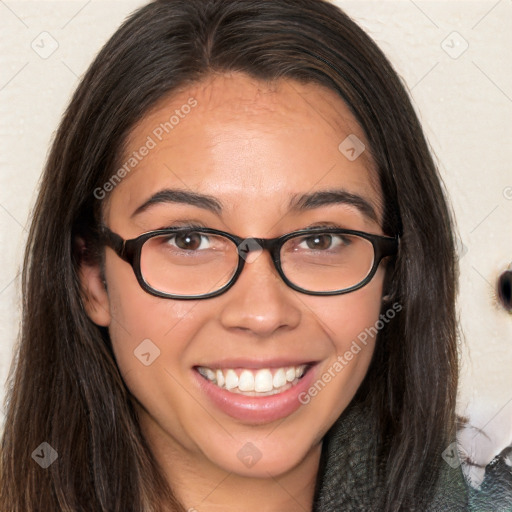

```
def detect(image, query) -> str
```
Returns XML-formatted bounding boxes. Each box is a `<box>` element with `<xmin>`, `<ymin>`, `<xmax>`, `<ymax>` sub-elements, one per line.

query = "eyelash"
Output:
<box><xmin>158</xmin><ymin>222</ymin><xmax>206</xmax><ymax>230</ymax></box>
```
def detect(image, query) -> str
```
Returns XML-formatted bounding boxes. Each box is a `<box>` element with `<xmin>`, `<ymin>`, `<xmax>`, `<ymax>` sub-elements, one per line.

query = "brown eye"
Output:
<box><xmin>305</xmin><ymin>234</ymin><xmax>333</xmax><ymax>250</ymax></box>
<box><xmin>174</xmin><ymin>232</ymin><xmax>203</xmax><ymax>250</ymax></box>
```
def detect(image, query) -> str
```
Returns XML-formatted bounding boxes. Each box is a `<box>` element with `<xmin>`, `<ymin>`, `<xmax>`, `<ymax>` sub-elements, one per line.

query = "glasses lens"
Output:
<box><xmin>140</xmin><ymin>231</ymin><xmax>239</xmax><ymax>296</ymax></box>
<box><xmin>281</xmin><ymin>232</ymin><xmax>375</xmax><ymax>292</ymax></box>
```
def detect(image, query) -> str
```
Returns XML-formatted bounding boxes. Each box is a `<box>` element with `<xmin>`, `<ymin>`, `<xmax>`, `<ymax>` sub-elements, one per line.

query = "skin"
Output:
<box><xmin>80</xmin><ymin>71</ymin><xmax>388</xmax><ymax>512</ymax></box>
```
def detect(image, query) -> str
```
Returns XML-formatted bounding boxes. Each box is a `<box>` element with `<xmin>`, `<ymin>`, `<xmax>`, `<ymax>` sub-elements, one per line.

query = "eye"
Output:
<box><xmin>167</xmin><ymin>231</ymin><xmax>211</xmax><ymax>251</ymax></box>
<box><xmin>297</xmin><ymin>233</ymin><xmax>348</xmax><ymax>251</ymax></box>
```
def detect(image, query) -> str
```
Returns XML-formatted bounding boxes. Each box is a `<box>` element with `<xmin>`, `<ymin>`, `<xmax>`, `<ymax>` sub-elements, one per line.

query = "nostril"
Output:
<box><xmin>497</xmin><ymin>269</ymin><xmax>512</xmax><ymax>312</ymax></box>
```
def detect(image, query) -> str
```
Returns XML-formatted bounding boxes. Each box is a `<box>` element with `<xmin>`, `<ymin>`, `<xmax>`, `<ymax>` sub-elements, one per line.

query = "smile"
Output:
<box><xmin>193</xmin><ymin>361</ymin><xmax>317</xmax><ymax>423</ymax></box>
<box><xmin>196</xmin><ymin>365</ymin><xmax>308</xmax><ymax>396</ymax></box>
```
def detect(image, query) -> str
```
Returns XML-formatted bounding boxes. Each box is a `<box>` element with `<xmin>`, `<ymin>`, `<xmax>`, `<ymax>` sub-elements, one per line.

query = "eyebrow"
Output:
<box><xmin>131</xmin><ymin>187</ymin><xmax>378</xmax><ymax>223</ymax></box>
<box><xmin>288</xmin><ymin>189</ymin><xmax>378</xmax><ymax>223</ymax></box>
<box><xmin>131</xmin><ymin>189</ymin><xmax>223</xmax><ymax>217</ymax></box>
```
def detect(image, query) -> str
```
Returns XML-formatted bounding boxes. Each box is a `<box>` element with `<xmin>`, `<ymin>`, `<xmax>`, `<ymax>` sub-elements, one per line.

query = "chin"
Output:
<box><xmin>198</xmin><ymin>429</ymin><xmax>320</xmax><ymax>478</ymax></box>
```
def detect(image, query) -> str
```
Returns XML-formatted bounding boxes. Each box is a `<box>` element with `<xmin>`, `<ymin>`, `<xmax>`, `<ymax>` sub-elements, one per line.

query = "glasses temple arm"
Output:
<box><xmin>99</xmin><ymin>226</ymin><xmax>126</xmax><ymax>258</ymax></box>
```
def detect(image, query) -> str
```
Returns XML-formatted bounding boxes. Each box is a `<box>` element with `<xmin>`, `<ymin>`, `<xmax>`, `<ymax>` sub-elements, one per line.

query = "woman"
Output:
<box><xmin>1</xmin><ymin>0</ymin><xmax>509</xmax><ymax>510</ymax></box>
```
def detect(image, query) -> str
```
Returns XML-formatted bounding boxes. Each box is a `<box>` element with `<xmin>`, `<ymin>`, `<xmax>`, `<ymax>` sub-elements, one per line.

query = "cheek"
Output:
<box><xmin>296</xmin><ymin>268</ymin><xmax>386</xmax><ymax>432</ymax></box>
<box><xmin>103</xmin><ymin>259</ymin><xmax>213</xmax><ymax>450</ymax></box>
<box><xmin>104</xmin><ymin>249</ymin><xmax>203</xmax><ymax>337</ymax></box>
<box><xmin>103</xmin><ymin>253</ymin><xmax>205</xmax><ymax>390</ymax></box>
<box><xmin>314</xmin><ymin>266</ymin><xmax>385</xmax><ymax>351</ymax></box>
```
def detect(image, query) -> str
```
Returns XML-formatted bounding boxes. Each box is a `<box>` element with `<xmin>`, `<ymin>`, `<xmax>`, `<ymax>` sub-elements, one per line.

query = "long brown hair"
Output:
<box><xmin>1</xmin><ymin>1</ymin><xmax>459</xmax><ymax>510</ymax></box>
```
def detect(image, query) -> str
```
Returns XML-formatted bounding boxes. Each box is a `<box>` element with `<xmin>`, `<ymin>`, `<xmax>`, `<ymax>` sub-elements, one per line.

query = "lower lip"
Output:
<box><xmin>193</xmin><ymin>365</ymin><xmax>317</xmax><ymax>424</ymax></box>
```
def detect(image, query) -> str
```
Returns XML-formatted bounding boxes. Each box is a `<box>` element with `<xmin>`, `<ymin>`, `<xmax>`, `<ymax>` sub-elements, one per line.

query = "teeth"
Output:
<box><xmin>225</xmin><ymin>369</ymin><xmax>239</xmax><ymax>390</ymax></box>
<box><xmin>203</xmin><ymin>367</ymin><xmax>216</xmax><ymax>381</ymax></box>
<box><xmin>216</xmin><ymin>369</ymin><xmax>225</xmax><ymax>388</ymax></box>
<box><xmin>197</xmin><ymin>365</ymin><xmax>308</xmax><ymax>395</ymax></box>
<box><xmin>238</xmin><ymin>370</ymin><xmax>255</xmax><ymax>391</ymax></box>
<box><xmin>254</xmin><ymin>369</ymin><xmax>273</xmax><ymax>392</ymax></box>
<box><xmin>285</xmin><ymin>367</ymin><xmax>296</xmax><ymax>382</ymax></box>
<box><xmin>273</xmin><ymin>368</ymin><xmax>286</xmax><ymax>388</ymax></box>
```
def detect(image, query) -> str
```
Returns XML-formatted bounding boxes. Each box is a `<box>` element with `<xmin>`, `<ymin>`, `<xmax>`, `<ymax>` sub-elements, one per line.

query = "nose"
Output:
<box><xmin>219</xmin><ymin>249</ymin><xmax>301</xmax><ymax>337</ymax></box>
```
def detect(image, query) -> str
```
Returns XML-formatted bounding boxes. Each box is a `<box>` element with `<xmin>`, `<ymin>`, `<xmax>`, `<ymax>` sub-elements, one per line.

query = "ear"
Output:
<box><xmin>381</xmin><ymin>257</ymin><xmax>396</xmax><ymax>303</ymax></box>
<box><xmin>76</xmin><ymin>237</ymin><xmax>111</xmax><ymax>327</ymax></box>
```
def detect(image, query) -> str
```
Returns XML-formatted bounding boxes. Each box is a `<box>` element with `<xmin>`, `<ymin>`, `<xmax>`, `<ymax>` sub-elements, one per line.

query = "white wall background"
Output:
<box><xmin>1</xmin><ymin>0</ymin><xmax>511</xmax><ymax>469</ymax></box>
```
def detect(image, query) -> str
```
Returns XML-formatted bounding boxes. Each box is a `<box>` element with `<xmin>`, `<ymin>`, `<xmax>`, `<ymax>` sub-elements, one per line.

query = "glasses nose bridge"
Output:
<box><xmin>237</xmin><ymin>235</ymin><xmax>282</xmax><ymax>262</ymax></box>
<box><xmin>234</xmin><ymin>236</ymin><xmax>285</xmax><ymax>285</ymax></box>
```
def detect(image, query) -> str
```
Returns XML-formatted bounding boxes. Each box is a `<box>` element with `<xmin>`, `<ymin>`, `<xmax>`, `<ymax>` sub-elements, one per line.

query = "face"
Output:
<box><xmin>82</xmin><ymin>72</ymin><xmax>387</xmax><ymax>482</ymax></box>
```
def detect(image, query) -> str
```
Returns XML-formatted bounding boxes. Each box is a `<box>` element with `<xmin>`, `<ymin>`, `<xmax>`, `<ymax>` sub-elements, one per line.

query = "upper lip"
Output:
<box><xmin>194</xmin><ymin>358</ymin><xmax>317</xmax><ymax>369</ymax></box>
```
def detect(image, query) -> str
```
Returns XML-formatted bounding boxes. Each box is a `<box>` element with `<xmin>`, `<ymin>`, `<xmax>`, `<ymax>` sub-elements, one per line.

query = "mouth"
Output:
<box><xmin>195</xmin><ymin>364</ymin><xmax>309</xmax><ymax>397</ymax></box>
<box><xmin>192</xmin><ymin>361</ymin><xmax>318</xmax><ymax>423</ymax></box>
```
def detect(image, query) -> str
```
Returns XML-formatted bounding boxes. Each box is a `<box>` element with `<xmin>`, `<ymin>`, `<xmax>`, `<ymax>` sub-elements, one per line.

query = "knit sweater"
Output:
<box><xmin>312</xmin><ymin>401</ymin><xmax>512</xmax><ymax>511</ymax></box>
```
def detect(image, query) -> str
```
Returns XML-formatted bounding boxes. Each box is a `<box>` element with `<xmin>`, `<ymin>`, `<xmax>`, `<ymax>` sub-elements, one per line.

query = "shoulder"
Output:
<box><xmin>465</xmin><ymin>448</ymin><xmax>512</xmax><ymax>511</ymax></box>
<box><xmin>312</xmin><ymin>401</ymin><xmax>381</xmax><ymax>511</ymax></box>
<box><xmin>313</xmin><ymin>402</ymin><xmax>512</xmax><ymax>511</ymax></box>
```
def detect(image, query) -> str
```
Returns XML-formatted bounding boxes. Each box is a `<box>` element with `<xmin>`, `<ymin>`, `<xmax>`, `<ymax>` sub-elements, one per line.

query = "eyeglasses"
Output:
<box><xmin>99</xmin><ymin>225</ymin><xmax>399</xmax><ymax>300</ymax></box>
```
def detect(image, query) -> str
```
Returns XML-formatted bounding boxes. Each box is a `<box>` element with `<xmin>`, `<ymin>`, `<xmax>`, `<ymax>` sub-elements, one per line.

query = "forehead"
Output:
<box><xmin>139</xmin><ymin>72</ymin><xmax>361</xmax><ymax>123</ymax></box>
<box><xmin>105</xmin><ymin>72</ymin><xmax>383</xmax><ymax>230</ymax></box>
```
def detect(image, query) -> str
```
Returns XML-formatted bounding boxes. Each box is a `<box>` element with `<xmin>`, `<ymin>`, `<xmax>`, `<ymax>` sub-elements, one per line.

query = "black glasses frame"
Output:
<box><xmin>99</xmin><ymin>225</ymin><xmax>399</xmax><ymax>300</ymax></box>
